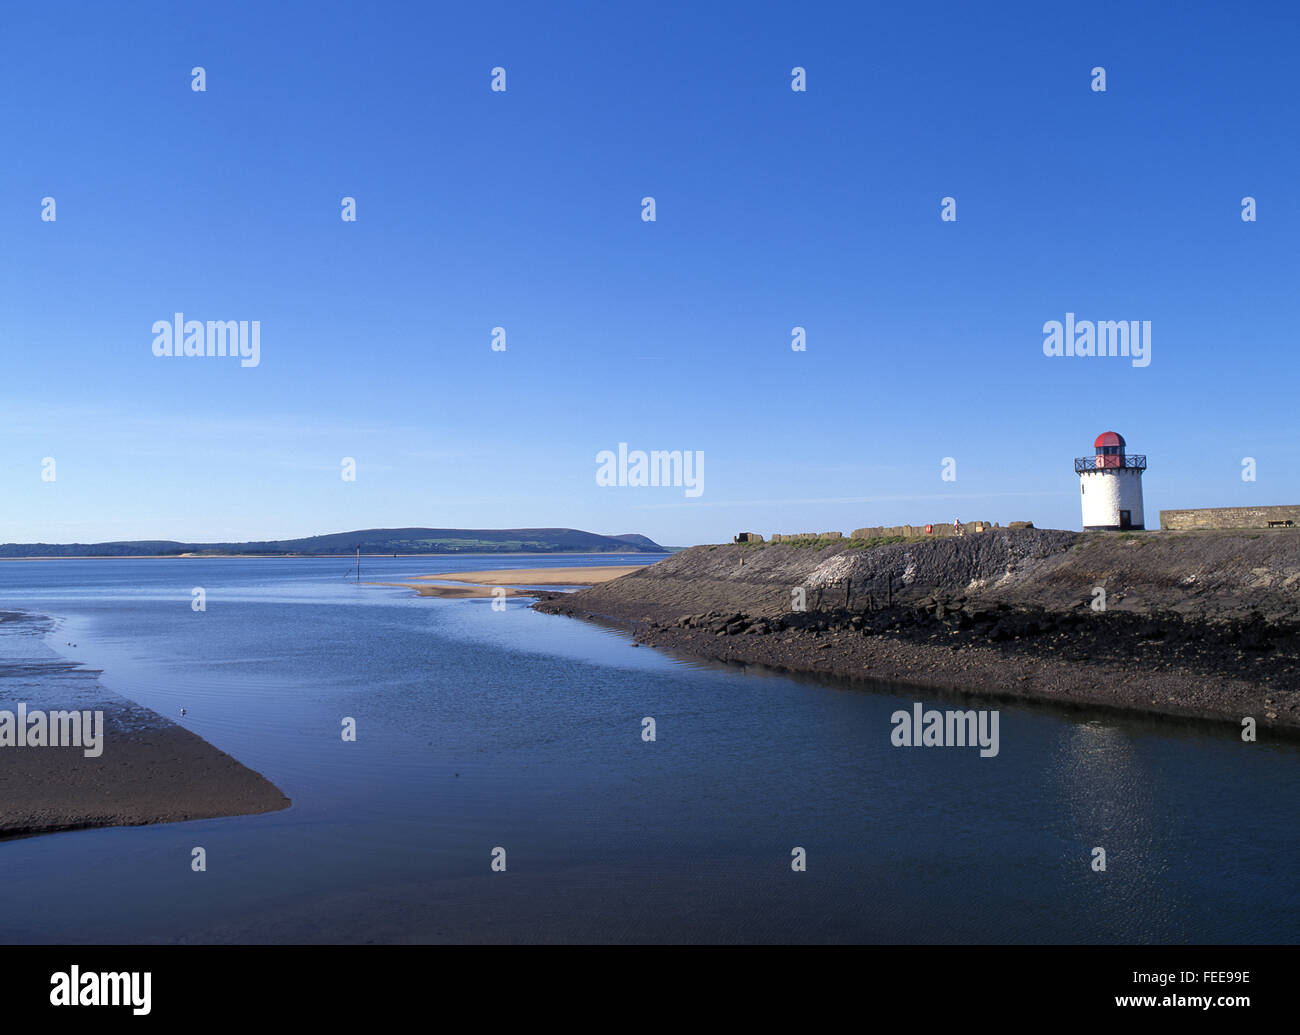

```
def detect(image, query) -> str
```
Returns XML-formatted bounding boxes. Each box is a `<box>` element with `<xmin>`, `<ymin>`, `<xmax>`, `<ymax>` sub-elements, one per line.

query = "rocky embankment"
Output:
<box><xmin>534</xmin><ymin>528</ymin><xmax>1300</xmax><ymax>732</ymax></box>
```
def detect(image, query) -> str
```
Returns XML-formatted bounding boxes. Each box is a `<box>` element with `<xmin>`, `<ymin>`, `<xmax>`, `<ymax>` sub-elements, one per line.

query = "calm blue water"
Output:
<box><xmin>0</xmin><ymin>555</ymin><xmax>1296</xmax><ymax>943</ymax></box>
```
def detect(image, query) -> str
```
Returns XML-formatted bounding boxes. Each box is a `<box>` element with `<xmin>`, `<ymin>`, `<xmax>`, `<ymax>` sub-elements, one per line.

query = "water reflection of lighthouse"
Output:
<box><xmin>1052</xmin><ymin>721</ymin><xmax>1179</xmax><ymax>939</ymax></box>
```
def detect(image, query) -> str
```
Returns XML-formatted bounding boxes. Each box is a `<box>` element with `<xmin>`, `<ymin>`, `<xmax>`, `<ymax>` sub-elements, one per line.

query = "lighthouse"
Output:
<box><xmin>1076</xmin><ymin>431</ymin><xmax>1146</xmax><ymax>530</ymax></box>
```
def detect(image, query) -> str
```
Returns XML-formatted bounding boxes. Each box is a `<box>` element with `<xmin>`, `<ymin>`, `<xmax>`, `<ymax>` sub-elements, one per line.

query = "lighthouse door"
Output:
<box><xmin>1119</xmin><ymin>510</ymin><xmax>1132</xmax><ymax>530</ymax></box>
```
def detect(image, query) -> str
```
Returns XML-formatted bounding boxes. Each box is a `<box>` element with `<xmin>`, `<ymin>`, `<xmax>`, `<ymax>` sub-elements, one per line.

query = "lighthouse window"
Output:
<box><xmin>1081</xmin><ymin>484</ymin><xmax>1085</xmax><ymax>495</ymax></box>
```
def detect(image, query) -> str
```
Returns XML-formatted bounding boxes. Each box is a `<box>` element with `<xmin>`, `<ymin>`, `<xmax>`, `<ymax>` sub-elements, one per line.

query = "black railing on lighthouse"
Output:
<box><xmin>1074</xmin><ymin>454</ymin><xmax>1146</xmax><ymax>473</ymax></box>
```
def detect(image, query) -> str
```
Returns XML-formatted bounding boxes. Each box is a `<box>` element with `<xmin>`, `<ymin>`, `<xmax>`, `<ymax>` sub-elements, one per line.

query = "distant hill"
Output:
<box><xmin>607</xmin><ymin>533</ymin><xmax>664</xmax><ymax>551</ymax></box>
<box><xmin>0</xmin><ymin>527</ymin><xmax>667</xmax><ymax>558</ymax></box>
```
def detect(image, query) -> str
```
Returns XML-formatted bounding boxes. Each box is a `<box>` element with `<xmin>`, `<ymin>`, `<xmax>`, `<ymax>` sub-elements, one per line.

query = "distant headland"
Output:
<box><xmin>0</xmin><ymin>527</ymin><xmax>667</xmax><ymax>559</ymax></box>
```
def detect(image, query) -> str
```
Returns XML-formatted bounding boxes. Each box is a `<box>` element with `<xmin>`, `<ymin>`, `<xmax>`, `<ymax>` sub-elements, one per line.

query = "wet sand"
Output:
<box><xmin>367</xmin><ymin>581</ymin><xmax>541</xmax><ymax>599</ymax></box>
<box><xmin>0</xmin><ymin>611</ymin><xmax>290</xmax><ymax>840</ymax></box>
<box><xmin>414</xmin><ymin>567</ymin><xmax>641</xmax><ymax>586</ymax></box>
<box><xmin>380</xmin><ymin>566</ymin><xmax>640</xmax><ymax>598</ymax></box>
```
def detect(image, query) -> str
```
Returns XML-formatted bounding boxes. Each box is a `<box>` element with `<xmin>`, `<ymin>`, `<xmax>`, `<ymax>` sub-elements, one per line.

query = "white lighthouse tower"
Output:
<box><xmin>1076</xmin><ymin>431</ymin><xmax>1146</xmax><ymax>530</ymax></box>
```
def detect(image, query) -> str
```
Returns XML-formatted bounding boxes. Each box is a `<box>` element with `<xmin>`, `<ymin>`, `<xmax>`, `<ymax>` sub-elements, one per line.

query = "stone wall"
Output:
<box><xmin>850</xmin><ymin>521</ymin><xmax>995</xmax><ymax>539</ymax></box>
<box><xmin>769</xmin><ymin>521</ymin><xmax>999</xmax><ymax>543</ymax></box>
<box><xmin>1159</xmin><ymin>506</ymin><xmax>1300</xmax><ymax>530</ymax></box>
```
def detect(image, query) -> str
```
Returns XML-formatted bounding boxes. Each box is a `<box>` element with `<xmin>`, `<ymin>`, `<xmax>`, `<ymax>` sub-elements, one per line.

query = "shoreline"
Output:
<box><xmin>0</xmin><ymin>611</ymin><xmax>290</xmax><ymax>840</ymax></box>
<box><xmin>536</xmin><ymin>596</ymin><xmax>1300</xmax><ymax>735</ymax></box>
<box><xmin>0</xmin><ymin>552</ymin><xmax>667</xmax><ymax>561</ymax></box>
<box><xmin>532</xmin><ymin>529</ymin><xmax>1300</xmax><ymax>735</ymax></box>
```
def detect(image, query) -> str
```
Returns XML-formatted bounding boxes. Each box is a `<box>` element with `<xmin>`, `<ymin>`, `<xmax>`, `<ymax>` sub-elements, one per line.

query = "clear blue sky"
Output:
<box><xmin>2</xmin><ymin>0</ymin><xmax>1297</xmax><ymax>547</ymax></box>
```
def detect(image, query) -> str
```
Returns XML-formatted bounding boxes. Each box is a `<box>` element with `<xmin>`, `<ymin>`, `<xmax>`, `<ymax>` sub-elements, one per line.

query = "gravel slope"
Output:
<box><xmin>535</xmin><ymin>528</ymin><xmax>1300</xmax><ymax>732</ymax></box>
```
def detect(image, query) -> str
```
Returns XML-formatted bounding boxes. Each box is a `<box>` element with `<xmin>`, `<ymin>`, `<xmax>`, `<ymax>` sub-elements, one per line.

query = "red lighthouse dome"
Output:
<box><xmin>1094</xmin><ymin>431</ymin><xmax>1125</xmax><ymax>467</ymax></box>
